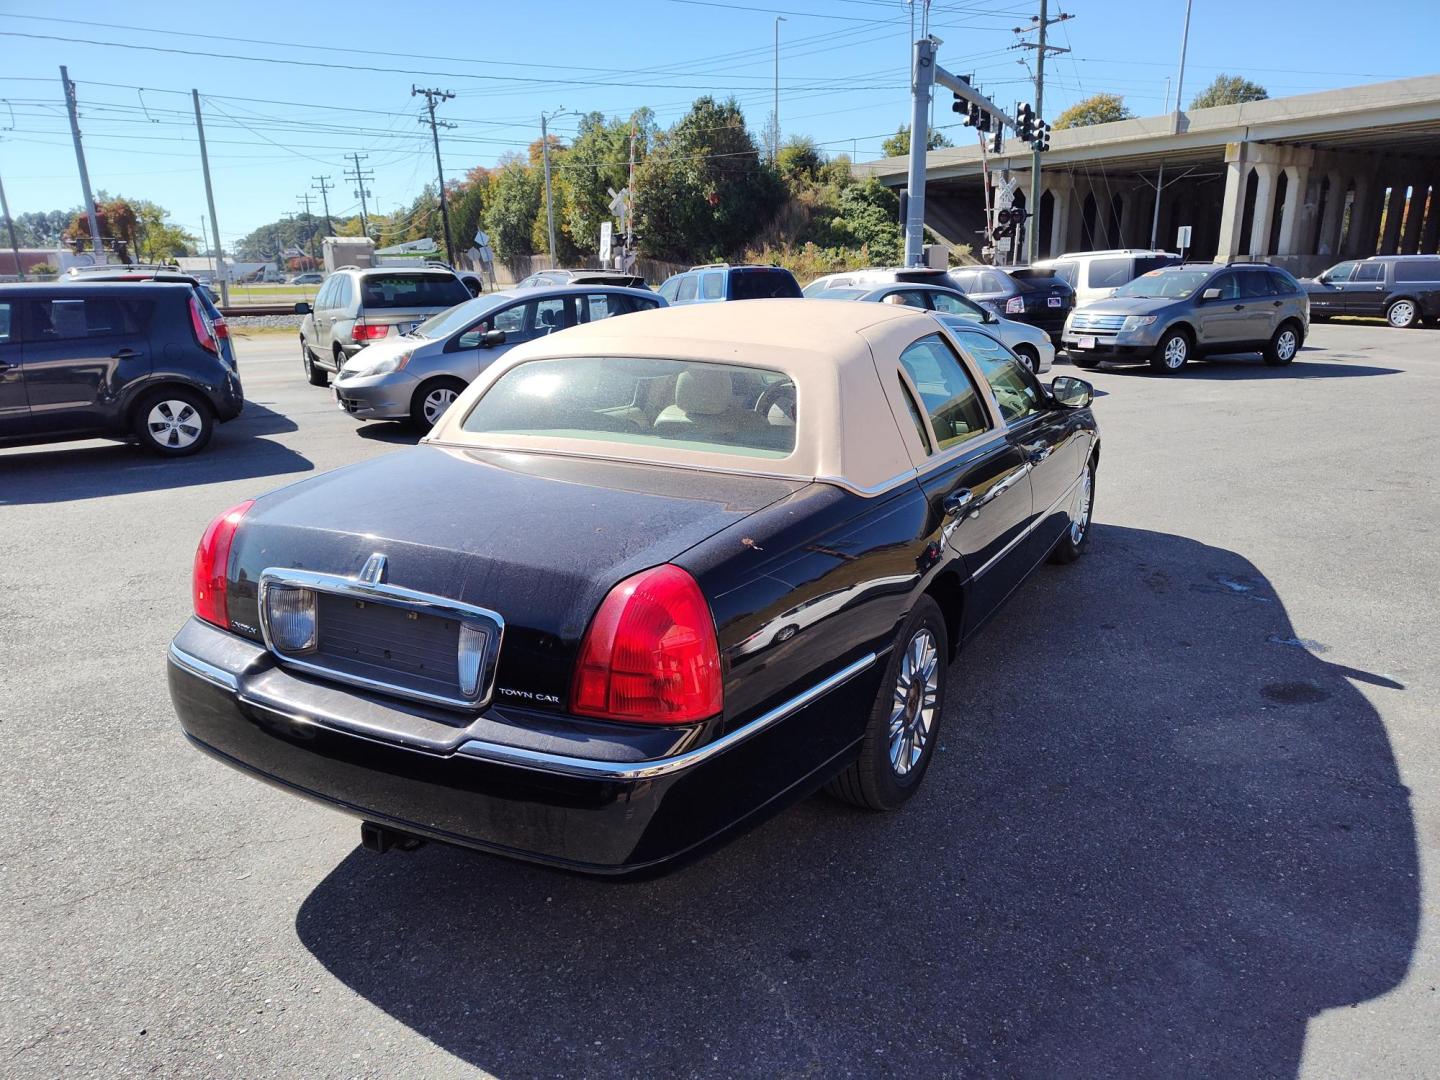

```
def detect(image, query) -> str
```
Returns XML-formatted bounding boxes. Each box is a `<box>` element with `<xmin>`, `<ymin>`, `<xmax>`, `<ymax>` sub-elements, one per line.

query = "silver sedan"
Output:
<box><xmin>807</xmin><ymin>282</ymin><xmax>1054</xmax><ymax>373</ymax></box>
<box><xmin>332</xmin><ymin>285</ymin><xmax>664</xmax><ymax>430</ymax></box>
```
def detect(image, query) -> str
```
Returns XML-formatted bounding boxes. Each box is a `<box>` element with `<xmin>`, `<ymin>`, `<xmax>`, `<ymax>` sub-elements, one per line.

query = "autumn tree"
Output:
<box><xmin>1189</xmin><ymin>74</ymin><xmax>1269</xmax><ymax>109</ymax></box>
<box><xmin>1052</xmin><ymin>93</ymin><xmax>1135</xmax><ymax>130</ymax></box>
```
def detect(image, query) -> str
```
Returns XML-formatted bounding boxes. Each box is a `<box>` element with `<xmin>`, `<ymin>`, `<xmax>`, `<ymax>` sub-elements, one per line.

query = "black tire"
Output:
<box><xmin>132</xmin><ymin>387</ymin><xmax>214</xmax><ymax>457</ymax></box>
<box><xmin>1386</xmin><ymin>298</ymin><xmax>1419</xmax><ymax>329</ymax></box>
<box><xmin>1264</xmin><ymin>320</ymin><xmax>1303</xmax><ymax>366</ymax></box>
<box><xmin>409</xmin><ymin>376</ymin><xmax>468</xmax><ymax>432</ymax></box>
<box><xmin>1013</xmin><ymin>344</ymin><xmax>1040</xmax><ymax>373</ymax></box>
<box><xmin>1070</xmin><ymin>352</ymin><xmax>1100</xmax><ymax>370</ymax></box>
<box><xmin>1149</xmin><ymin>328</ymin><xmax>1191</xmax><ymax>373</ymax></box>
<box><xmin>332</xmin><ymin>345</ymin><xmax>348</xmax><ymax>375</ymax></box>
<box><xmin>1049</xmin><ymin>457</ymin><xmax>1096</xmax><ymax>564</ymax></box>
<box><xmin>302</xmin><ymin>340</ymin><xmax>328</xmax><ymax>386</ymax></box>
<box><xmin>825</xmin><ymin>596</ymin><xmax>948</xmax><ymax>811</ymax></box>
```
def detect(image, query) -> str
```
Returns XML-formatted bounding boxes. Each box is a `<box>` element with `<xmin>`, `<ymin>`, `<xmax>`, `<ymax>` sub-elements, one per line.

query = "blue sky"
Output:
<box><xmin>0</xmin><ymin>0</ymin><xmax>1434</xmax><ymax>247</ymax></box>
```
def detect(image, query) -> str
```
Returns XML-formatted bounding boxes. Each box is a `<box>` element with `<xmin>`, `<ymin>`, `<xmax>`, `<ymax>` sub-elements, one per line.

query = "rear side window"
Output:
<box><xmin>700</xmin><ymin>273</ymin><xmax>724</xmax><ymax>300</ymax></box>
<box><xmin>359</xmin><ymin>274</ymin><xmax>469</xmax><ymax>309</ymax></box>
<box><xmin>1087</xmin><ymin>258</ymin><xmax>1134</xmax><ymax>289</ymax></box>
<box><xmin>980</xmin><ymin>271</ymin><xmax>1011</xmax><ymax>294</ymax></box>
<box><xmin>1395</xmin><ymin>259</ymin><xmax>1440</xmax><ymax>283</ymax></box>
<box><xmin>581</xmin><ymin>293</ymin><xmax>644</xmax><ymax>320</ymax></box>
<box><xmin>881</xmin><ymin>290</ymin><xmax>929</xmax><ymax>309</ymax></box>
<box><xmin>0</xmin><ymin>302</ymin><xmax>11</xmax><ymax>344</ymax></box>
<box><xmin>657</xmin><ymin>276</ymin><xmax>681</xmax><ymax>301</ymax></box>
<box><xmin>1239</xmin><ymin>270</ymin><xmax>1278</xmax><ymax>298</ymax></box>
<box><xmin>898</xmin><ymin>333</ymin><xmax>990</xmax><ymax>452</ymax></box>
<box><xmin>1267</xmin><ymin>269</ymin><xmax>1299</xmax><ymax>295</ymax></box>
<box><xmin>1355</xmin><ymin>263</ymin><xmax>1384</xmax><ymax>283</ymax></box>
<box><xmin>930</xmin><ymin>291</ymin><xmax>986</xmax><ymax>318</ymax></box>
<box><xmin>729</xmin><ymin>269</ymin><xmax>801</xmax><ymax>300</ymax></box>
<box><xmin>676</xmin><ymin>275</ymin><xmax>698</xmax><ymax>302</ymax></box>
<box><xmin>24</xmin><ymin>297</ymin><xmax>150</xmax><ymax>340</ymax></box>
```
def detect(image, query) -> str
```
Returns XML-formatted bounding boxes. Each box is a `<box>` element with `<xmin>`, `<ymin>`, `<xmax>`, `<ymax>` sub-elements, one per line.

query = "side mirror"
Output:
<box><xmin>1200</xmin><ymin>288</ymin><xmax>1221</xmax><ymax>302</ymax></box>
<box><xmin>1050</xmin><ymin>375</ymin><xmax>1093</xmax><ymax>408</ymax></box>
<box><xmin>293</xmin><ymin>301</ymin><xmax>312</xmax><ymax>315</ymax></box>
<box><xmin>480</xmin><ymin>329</ymin><xmax>507</xmax><ymax>348</ymax></box>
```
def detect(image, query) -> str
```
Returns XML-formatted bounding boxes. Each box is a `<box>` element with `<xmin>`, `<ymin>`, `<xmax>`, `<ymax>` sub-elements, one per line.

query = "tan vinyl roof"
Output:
<box><xmin>425</xmin><ymin>299</ymin><xmax>941</xmax><ymax>493</ymax></box>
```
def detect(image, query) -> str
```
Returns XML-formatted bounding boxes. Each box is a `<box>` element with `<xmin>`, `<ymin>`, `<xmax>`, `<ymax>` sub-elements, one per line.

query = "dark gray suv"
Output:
<box><xmin>1064</xmin><ymin>263</ymin><xmax>1309</xmax><ymax>373</ymax></box>
<box><xmin>0</xmin><ymin>282</ymin><xmax>243</xmax><ymax>455</ymax></box>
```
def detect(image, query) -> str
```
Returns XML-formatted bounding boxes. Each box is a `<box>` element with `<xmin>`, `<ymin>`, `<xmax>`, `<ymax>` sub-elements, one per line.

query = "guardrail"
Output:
<box><xmin>219</xmin><ymin>305</ymin><xmax>297</xmax><ymax>318</ymax></box>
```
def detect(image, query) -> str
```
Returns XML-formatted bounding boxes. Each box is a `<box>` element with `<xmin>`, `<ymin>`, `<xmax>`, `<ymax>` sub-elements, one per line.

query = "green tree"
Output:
<box><xmin>12</xmin><ymin>209</ymin><xmax>74</xmax><ymax>246</ymax></box>
<box><xmin>880</xmin><ymin>124</ymin><xmax>953</xmax><ymax>158</ymax></box>
<box><xmin>814</xmin><ymin>178</ymin><xmax>902</xmax><ymax>265</ymax></box>
<box><xmin>558</xmin><ymin>109</ymin><xmax>654</xmax><ymax>259</ymax></box>
<box><xmin>1189</xmin><ymin>74</ymin><xmax>1269</xmax><ymax>109</ymax></box>
<box><xmin>776</xmin><ymin>134</ymin><xmax>824</xmax><ymax>185</ymax></box>
<box><xmin>485</xmin><ymin>153</ymin><xmax>543</xmax><ymax>262</ymax></box>
<box><xmin>1052</xmin><ymin>93</ymin><xmax>1134</xmax><ymax>129</ymax></box>
<box><xmin>634</xmin><ymin>95</ymin><xmax>785</xmax><ymax>263</ymax></box>
<box><xmin>129</xmin><ymin>199</ymin><xmax>197</xmax><ymax>261</ymax></box>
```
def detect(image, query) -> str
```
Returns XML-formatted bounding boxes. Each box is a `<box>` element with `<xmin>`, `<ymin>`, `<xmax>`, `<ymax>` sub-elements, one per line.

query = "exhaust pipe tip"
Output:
<box><xmin>360</xmin><ymin>820</ymin><xmax>426</xmax><ymax>854</ymax></box>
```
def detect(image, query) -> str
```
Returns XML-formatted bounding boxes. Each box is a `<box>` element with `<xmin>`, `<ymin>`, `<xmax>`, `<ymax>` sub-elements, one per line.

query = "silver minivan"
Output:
<box><xmin>296</xmin><ymin>267</ymin><xmax>472</xmax><ymax>387</ymax></box>
<box><xmin>332</xmin><ymin>285</ymin><xmax>663</xmax><ymax>430</ymax></box>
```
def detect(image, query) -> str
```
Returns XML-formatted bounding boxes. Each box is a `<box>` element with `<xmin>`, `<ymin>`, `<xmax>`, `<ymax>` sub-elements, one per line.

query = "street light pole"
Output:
<box><xmin>540</xmin><ymin>107</ymin><xmax>568</xmax><ymax>264</ymax></box>
<box><xmin>773</xmin><ymin>16</ymin><xmax>786</xmax><ymax>160</ymax></box>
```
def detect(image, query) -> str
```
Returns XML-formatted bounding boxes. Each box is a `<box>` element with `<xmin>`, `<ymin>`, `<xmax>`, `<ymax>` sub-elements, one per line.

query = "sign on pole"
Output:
<box><xmin>599</xmin><ymin>221</ymin><xmax>613</xmax><ymax>266</ymax></box>
<box><xmin>1176</xmin><ymin>225</ymin><xmax>1192</xmax><ymax>251</ymax></box>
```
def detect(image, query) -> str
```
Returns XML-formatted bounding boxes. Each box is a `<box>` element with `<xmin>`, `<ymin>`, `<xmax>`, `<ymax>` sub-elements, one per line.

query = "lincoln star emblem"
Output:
<box><xmin>358</xmin><ymin>553</ymin><xmax>387</xmax><ymax>585</ymax></box>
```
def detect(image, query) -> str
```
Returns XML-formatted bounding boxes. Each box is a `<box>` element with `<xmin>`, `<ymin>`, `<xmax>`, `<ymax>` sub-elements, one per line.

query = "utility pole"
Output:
<box><xmin>60</xmin><ymin>67</ymin><xmax>105</xmax><ymax>262</ymax></box>
<box><xmin>538</xmin><ymin>107</ymin><xmax>567</xmax><ymax>265</ymax></box>
<box><xmin>0</xmin><ymin>162</ymin><xmax>24</xmax><ymax>280</ymax></box>
<box><xmin>772</xmin><ymin>16</ymin><xmax>786</xmax><ymax>160</ymax></box>
<box><xmin>1150</xmin><ymin>0</ymin><xmax>1193</xmax><ymax>247</ymax></box>
<box><xmin>312</xmin><ymin>175</ymin><xmax>335</xmax><ymax>237</ymax></box>
<box><xmin>191</xmin><ymin>89</ymin><xmax>229</xmax><ymax>305</ymax></box>
<box><xmin>1015</xmin><ymin>3</ymin><xmax>1071</xmax><ymax>263</ymax></box>
<box><xmin>413</xmin><ymin>86</ymin><xmax>456</xmax><ymax>265</ymax></box>
<box><xmin>296</xmin><ymin>192</ymin><xmax>315</xmax><ymax>257</ymax></box>
<box><xmin>344</xmin><ymin>152</ymin><xmax>375</xmax><ymax>238</ymax></box>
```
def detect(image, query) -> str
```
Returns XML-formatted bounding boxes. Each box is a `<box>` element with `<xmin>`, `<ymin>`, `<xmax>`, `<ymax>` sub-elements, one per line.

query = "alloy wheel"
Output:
<box><xmin>423</xmin><ymin>387</ymin><xmax>458</xmax><ymax>426</ymax></box>
<box><xmin>146</xmin><ymin>400</ymin><xmax>202</xmax><ymax>450</ymax></box>
<box><xmin>1389</xmin><ymin>301</ymin><xmax>1416</xmax><ymax>327</ymax></box>
<box><xmin>1163</xmin><ymin>335</ymin><xmax>1188</xmax><ymax>368</ymax></box>
<box><xmin>1276</xmin><ymin>328</ymin><xmax>1298</xmax><ymax>361</ymax></box>
<box><xmin>888</xmin><ymin>628</ymin><xmax>939</xmax><ymax>777</ymax></box>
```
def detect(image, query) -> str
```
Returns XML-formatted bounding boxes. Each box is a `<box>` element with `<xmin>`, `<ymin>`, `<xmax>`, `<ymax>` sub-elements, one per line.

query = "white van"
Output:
<box><xmin>1031</xmin><ymin>249</ymin><xmax>1180</xmax><ymax>308</ymax></box>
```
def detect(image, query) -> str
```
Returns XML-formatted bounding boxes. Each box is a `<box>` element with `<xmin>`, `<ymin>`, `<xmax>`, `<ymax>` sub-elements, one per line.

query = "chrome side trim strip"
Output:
<box><xmin>454</xmin><ymin>652</ymin><xmax>879</xmax><ymax>780</ymax></box>
<box><xmin>168</xmin><ymin>641</ymin><xmax>240</xmax><ymax>692</ymax></box>
<box><xmin>971</xmin><ymin>465</ymin><xmax>1087</xmax><ymax>580</ymax></box>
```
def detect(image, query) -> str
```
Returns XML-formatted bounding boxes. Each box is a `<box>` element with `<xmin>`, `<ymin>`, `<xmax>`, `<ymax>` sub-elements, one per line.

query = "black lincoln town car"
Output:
<box><xmin>168</xmin><ymin>301</ymin><xmax>1099</xmax><ymax>875</ymax></box>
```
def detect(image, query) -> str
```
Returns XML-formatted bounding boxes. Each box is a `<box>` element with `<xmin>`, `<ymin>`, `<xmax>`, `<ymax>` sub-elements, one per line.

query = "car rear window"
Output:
<box><xmin>359</xmin><ymin>274</ymin><xmax>469</xmax><ymax>309</ymax></box>
<box><xmin>729</xmin><ymin>269</ymin><xmax>801</xmax><ymax>300</ymax></box>
<box><xmin>461</xmin><ymin>356</ymin><xmax>796</xmax><ymax>458</ymax></box>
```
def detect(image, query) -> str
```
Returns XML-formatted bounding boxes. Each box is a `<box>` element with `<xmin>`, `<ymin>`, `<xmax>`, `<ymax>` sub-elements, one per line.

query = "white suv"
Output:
<box><xmin>1030</xmin><ymin>249</ymin><xmax>1180</xmax><ymax>308</ymax></box>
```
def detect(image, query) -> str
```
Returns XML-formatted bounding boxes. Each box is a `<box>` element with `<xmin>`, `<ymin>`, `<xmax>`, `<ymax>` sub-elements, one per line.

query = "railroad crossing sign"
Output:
<box><xmin>607</xmin><ymin>187</ymin><xmax>630</xmax><ymax>232</ymax></box>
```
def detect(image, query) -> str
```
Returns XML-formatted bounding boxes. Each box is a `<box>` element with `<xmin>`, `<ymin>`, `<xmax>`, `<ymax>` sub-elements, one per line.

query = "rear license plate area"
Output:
<box><xmin>314</xmin><ymin>593</ymin><xmax>466</xmax><ymax>700</ymax></box>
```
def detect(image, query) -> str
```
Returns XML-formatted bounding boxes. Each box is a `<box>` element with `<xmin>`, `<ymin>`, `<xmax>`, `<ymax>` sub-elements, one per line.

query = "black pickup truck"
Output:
<box><xmin>1303</xmin><ymin>254</ymin><xmax>1440</xmax><ymax>328</ymax></box>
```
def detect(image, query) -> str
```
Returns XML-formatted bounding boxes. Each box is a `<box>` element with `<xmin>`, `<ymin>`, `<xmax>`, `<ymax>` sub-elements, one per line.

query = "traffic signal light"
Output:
<box><xmin>988</xmin><ymin>129</ymin><xmax>1003</xmax><ymax>154</ymax></box>
<box><xmin>1015</xmin><ymin>102</ymin><xmax>1035</xmax><ymax>143</ymax></box>
<box><xmin>1033</xmin><ymin>119</ymin><xmax>1051</xmax><ymax>152</ymax></box>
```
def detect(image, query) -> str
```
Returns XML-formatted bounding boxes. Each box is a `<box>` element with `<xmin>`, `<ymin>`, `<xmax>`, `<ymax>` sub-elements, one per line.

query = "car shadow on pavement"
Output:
<box><xmin>354</xmin><ymin>422</ymin><xmax>422</xmax><ymax>446</ymax></box>
<box><xmin>1085</xmin><ymin>357</ymin><xmax>1402</xmax><ymax>380</ymax></box>
<box><xmin>294</xmin><ymin>524</ymin><xmax>1417</xmax><ymax>1078</ymax></box>
<box><xmin>0</xmin><ymin>402</ymin><xmax>311</xmax><ymax>505</ymax></box>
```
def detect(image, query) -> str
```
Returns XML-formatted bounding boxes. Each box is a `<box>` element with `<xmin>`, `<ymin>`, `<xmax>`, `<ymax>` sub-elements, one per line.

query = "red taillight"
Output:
<box><xmin>192</xmin><ymin>500</ymin><xmax>253</xmax><ymax>629</ymax></box>
<box><xmin>189</xmin><ymin>294</ymin><xmax>219</xmax><ymax>355</ymax></box>
<box><xmin>571</xmin><ymin>565</ymin><xmax>722</xmax><ymax>725</ymax></box>
<box><xmin>351</xmin><ymin>322</ymin><xmax>389</xmax><ymax>341</ymax></box>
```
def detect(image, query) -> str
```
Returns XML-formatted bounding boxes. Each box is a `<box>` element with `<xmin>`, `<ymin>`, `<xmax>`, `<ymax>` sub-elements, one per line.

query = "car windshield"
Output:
<box><xmin>461</xmin><ymin>356</ymin><xmax>797</xmax><ymax>458</ymax></box>
<box><xmin>359</xmin><ymin>273</ymin><xmax>469</xmax><ymax>309</ymax></box>
<box><xmin>413</xmin><ymin>294</ymin><xmax>515</xmax><ymax>338</ymax></box>
<box><xmin>1112</xmin><ymin>269</ymin><xmax>1211</xmax><ymax>299</ymax></box>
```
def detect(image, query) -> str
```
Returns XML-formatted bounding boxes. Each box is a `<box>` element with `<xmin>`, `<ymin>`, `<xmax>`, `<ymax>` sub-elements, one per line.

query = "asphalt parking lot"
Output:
<box><xmin>2</xmin><ymin>322</ymin><xmax>1437</xmax><ymax>1077</ymax></box>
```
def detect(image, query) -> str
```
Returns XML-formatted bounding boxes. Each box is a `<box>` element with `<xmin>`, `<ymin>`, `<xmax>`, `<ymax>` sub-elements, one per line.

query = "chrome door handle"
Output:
<box><xmin>111</xmin><ymin>348</ymin><xmax>141</xmax><ymax>359</ymax></box>
<box><xmin>943</xmin><ymin>489</ymin><xmax>975</xmax><ymax>514</ymax></box>
<box><xmin>1232</xmin><ymin>304</ymin><xmax>1245</xmax><ymax>310</ymax></box>
<box><xmin>1025</xmin><ymin>444</ymin><xmax>1052</xmax><ymax>464</ymax></box>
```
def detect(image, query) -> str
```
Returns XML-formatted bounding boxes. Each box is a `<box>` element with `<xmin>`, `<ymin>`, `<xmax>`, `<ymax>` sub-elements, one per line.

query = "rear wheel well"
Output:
<box><xmin>923</xmin><ymin>570</ymin><xmax>964</xmax><ymax>660</ymax></box>
<box><xmin>124</xmin><ymin>380</ymin><xmax>212</xmax><ymax>427</ymax></box>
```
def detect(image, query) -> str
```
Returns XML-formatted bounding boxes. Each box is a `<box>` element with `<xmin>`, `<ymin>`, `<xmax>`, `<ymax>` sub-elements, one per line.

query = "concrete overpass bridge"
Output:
<box><xmin>857</xmin><ymin>75</ymin><xmax>1440</xmax><ymax>275</ymax></box>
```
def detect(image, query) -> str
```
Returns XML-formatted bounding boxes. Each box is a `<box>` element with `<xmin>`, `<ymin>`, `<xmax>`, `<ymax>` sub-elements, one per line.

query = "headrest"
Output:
<box><xmin>675</xmin><ymin>369</ymin><xmax>733</xmax><ymax>416</ymax></box>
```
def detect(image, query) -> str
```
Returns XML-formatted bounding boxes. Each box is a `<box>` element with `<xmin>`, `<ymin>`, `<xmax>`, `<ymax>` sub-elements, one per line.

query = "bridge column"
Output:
<box><xmin>1216</xmin><ymin>149</ymin><xmax>1252</xmax><ymax>262</ymax></box>
<box><xmin>1316</xmin><ymin>171</ymin><xmax>1346</xmax><ymax>256</ymax></box>
<box><xmin>1400</xmin><ymin>176</ymin><xmax>1429</xmax><ymax>254</ymax></box>
<box><xmin>1422</xmin><ymin>172</ymin><xmax>1440</xmax><ymax>254</ymax></box>
<box><xmin>1379</xmin><ymin>177</ymin><xmax>1407</xmax><ymax>255</ymax></box>
<box><xmin>1247</xmin><ymin>163</ymin><xmax>1279</xmax><ymax>258</ymax></box>
<box><xmin>1343</xmin><ymin>172</ymin><xmax>1380</xmax><ymax>257</ymax></box>
<box><xmin>1047</xmin><ymin>176</ymin><xmax>1073</xmax><ymax>258</ymax></box>
<box><xmin>1275</xmin><ymin>164</ymin><xmax>1310</xmax><ymax>255</ymax></box>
